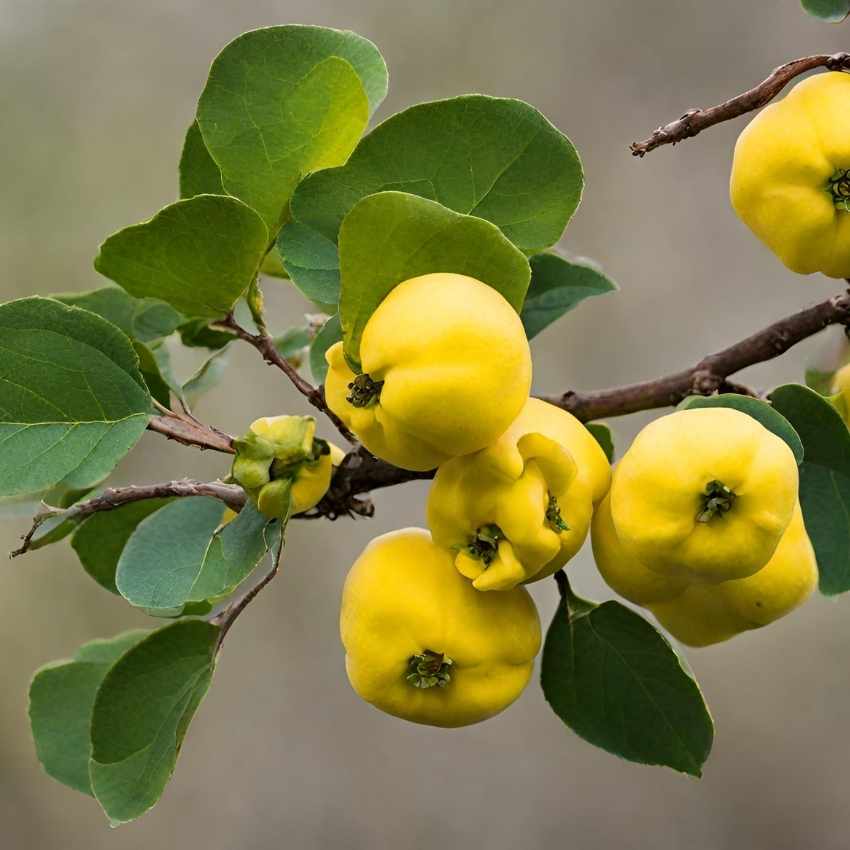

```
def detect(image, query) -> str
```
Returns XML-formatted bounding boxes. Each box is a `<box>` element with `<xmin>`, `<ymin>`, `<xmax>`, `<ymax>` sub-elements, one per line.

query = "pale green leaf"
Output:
<box><xmin>29</xmin><ymin>630</ymin><xmax>149</xmax><ymax>796</ymax></box>
<box><xmin>338</xmin><ymin>192</ymin><xmax>531</xmax><ymax>365</ymax></box>
<box><xmin>196</xmin><ymin>25</ymin><xmax>387</xmax><ymax>230</ymax></box>
<box><xmin>89</xmin><ymin>621</ymin><xmax>219</xmax><ymax>825</ymax></box>
<box><xmin>0</xmin><ymin>298</ymin><xmax>151</xmax><ymax>497</ymax></box>
<box><xmin>801</xmin><ymin>0</ymin><xmax>850</xmax><ymax>21</ymax></box>
<box><xmin>95</xmin><ymin>195</ymin><xmax>268</xmax><ymax>319</ymax></box>
<box><xmin>181</xmin><ymin>344</ymin><xmax>231</xmax><ymax>407</ymax></box>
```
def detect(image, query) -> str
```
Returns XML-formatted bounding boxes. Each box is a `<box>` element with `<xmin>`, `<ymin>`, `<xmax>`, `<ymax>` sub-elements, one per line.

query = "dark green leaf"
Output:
<box><xmin>89</xmin><ymin>621</ymin><xmax>219</xmax><ymax>824</ymax></box>
<box><xmin>0</xmin><ymin>298</ymin><xmax>150</xmax><ymax>497</ymax></box>
<box><xmin>178</xmin><ymin>318</ymin><xmax>235</xmax><ymax>350</ymax></box>
<box><xmin>188</xmin><ymin>503</ymin><xmax>281</xmax><ymax>604</ymax></box>
<box><xmin>278</xmin><ymin>221</ymin><xmax>341</xmax><ymax>304</ymax></box>
<box><xmin>29</xmin><ymin>630</ymin><xmax>149</xmax><ymax>795</ymax></box>
<box><xmin>72</xmin><ymin>499</ymin><xmax>173</xmax><ymax>594</ymax></box>
<box><xmin>586</xmin><ymin>422</ymin><xmax>615</xmax><ymax>462</ymax></box>
<box><xmin>521</xmin><ymin>254</ymin><xmax>617</xmax><ymax>339</ymax></box>
<box><xmin>115</xmin><ymin>497</ymin><xmax>225</xmax><ymax>614</ymax></box>
<box><xmin>95</xmin><ymin>195</ymin><xmax>268</xmax><ymax>319</ymax></box>
<box><xmin>179</xmin><ymin>121</ymin><xmax>224</xmax><ymax>198</ymax></box>
<box><xmin>801</xmin><ymin>0</ymin><xmax>850</xmax><ymax>21</ymax></box>
<box><xmin>133</xmin><ymin>342</ymin><xmax>171</xmax><ymax>407</ymax></box>
<box><xmin>291</xmin><ymin>94</ymin><xmax>583</xmax><ymax>256</ymax></box>
<box><xmin>196</xmin><ymin>25</ymin><xmax>387</xmax><ymax>230</ymax></box>
<box><xmin>338</xmin><ymin>192</ymin><xmax>530</xmax><ymax>365</ymax></box>
<box><xmin>53</xmin><ymin>285</ymin><xmax>183</xmax><ymax>343</ymax></box>
<box><xmin>310</xmin><ymin>314</ymin><xmax>342</xmax><ymax>384</ymax></box>
<box><xmin>541</xmin><ymin>585</ymin><xmax>713</xmax><ymax>776</ymax></box>
<box><xmin>679</xmin><ymin>393</ymin><xmax>804</xmax><ymax>465</ymax></box>
<box><xmin>770</xmin><ymin>384</ymin><xmax>850</xmax><ymax>594</ymax></box>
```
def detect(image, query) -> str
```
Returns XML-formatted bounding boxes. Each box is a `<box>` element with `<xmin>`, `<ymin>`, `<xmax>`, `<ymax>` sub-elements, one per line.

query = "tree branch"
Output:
<box><xmin>543</xmin><ymin>290</ymin><xmax>850</xmax><ymax>420</ymax></box>
<box><xmin>147</xmin><ymin>414</ymin><xmax>235</xmax><ymax>454</ymax></box>
<box><xmin>10</xmin><ymin>479</ymin><xmax>246</xmax><ymax>558</ymax></box>
<box><xmin>631</xmin><ymin>52</ymin><xmax>850</xmax><ymax>156</ymax></box>
<box><xmin>216</xmin><ymin>313</ymin><xmax>355</xmax><ymax>443</ymax></box>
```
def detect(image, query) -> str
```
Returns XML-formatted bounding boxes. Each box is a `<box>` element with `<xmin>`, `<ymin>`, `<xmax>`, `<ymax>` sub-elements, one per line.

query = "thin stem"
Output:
<box><xmin>215</xmin><ymin>313</ymin><xmax>355</xmax><ymax>444</ymax></box>
<box><xmin>11</xmin><ymin>479</ymin><xmax>245</xmax><ymax>558</ymax></box>
<box><xmin>631</xmin><ymin>53</ymin><xmax>850</xmax><ymax>156</ymax></box>
<box><xmin>148</xmin><ymin>414</ymin><xmax>235</xmax><ymax>454</ymax></box>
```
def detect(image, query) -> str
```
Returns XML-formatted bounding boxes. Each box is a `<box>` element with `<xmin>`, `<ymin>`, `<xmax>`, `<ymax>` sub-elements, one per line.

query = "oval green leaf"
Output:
<box><xmin>95</xmin><ymin>195</ymin><xmax>268</xmax><ymax>319</ymax></box>
<box><xmin>801</xmin><ymin>0</ymin><xmax>850</xmax><ymax>21</ymax></box>
<box><xmin>541</xmin><ymin>585</ymin><xmax>714</xmax><ymax>776</ymax></box>
<box><xmin>0</xmin><ymin>297</ymin><xmax>151</xmax><ymax>498</ymax></box>
<box><xmin>196</xmin><ymin>25</ymin><xmax>387</xmax><ymax>231</ymax></box>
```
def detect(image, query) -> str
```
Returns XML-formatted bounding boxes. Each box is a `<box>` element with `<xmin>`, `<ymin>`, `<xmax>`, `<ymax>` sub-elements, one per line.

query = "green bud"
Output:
<box><xmin>256</xmin><ymin>478</ymin><xmax>293</xmax><ymax>520</ymax></box>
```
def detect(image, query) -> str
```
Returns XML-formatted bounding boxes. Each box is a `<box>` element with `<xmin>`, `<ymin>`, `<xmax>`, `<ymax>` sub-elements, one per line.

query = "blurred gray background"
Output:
<box><xmin>2</xmin><ymin>1</ymin><xmax>849</xmax><ymax>848</ymax></box>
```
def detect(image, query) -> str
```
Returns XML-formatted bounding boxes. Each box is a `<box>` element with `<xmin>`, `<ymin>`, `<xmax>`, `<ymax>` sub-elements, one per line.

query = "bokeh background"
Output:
<box><xmin>2</xmin><ymin>1</ymin><xmax>849</xmax><ymax>847</ymax></box>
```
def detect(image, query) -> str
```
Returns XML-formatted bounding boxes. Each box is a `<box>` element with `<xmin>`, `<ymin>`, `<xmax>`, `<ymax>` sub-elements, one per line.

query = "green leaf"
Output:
<box><xmin>586</xmin><ymin>422</ymin><xmax>615</xmax><ymax>462</ymax></box>
<box><xmin>309</xmin><ymin>314</ymin><xmax>342</xmax><ymax>384</ymax></box>
<box><xmin>178</xmin><ymin>318</ymin><xmax>235</xmax><ymax>350</ymax></box>
<box><xmin>133</xmin><ymin>342</ymin><xmax>171</xmax><ymax>408</ymax></box>
<box><xmin>115</xmin><ymin>497</ymin><xmax>225</xmax><ymax>615</ymax></box>
<box><xmin>181</xmin><ymin>344</ymin><xmax>231</xmax><ymax>407</ymax></box>
<box><xmin>95</xmin><ymin>195</ymin><xmax>269</xmax><ymax>319</ymax></box>
<box><xmin>0</xmin><ymin>297</ymin><xmax>151</xmax><ymax>497</ymax></box>
<box><xmin>521</xmin><ymin>254</ymin><xmax>617</xmax><ymax>339</ymax></box>
<box><xmin>290</xmin><ymin>94</ymin><xmax>583</xmax><ymax>257</ymax></box>
<box><xmin>89</xmin><ymin>620</ymin><xmax>219</xmax><ymax>825</ymax></box>
<box><xmin>770</xmin><ymin>383</ymin><xmax>850</xmax><ymax>593</ymax></box>
<box><xmin>678</xmin><ymin>393</ymin><xmax>804</xmax><ymax>465</ymax></box>
<box><xmin>179</xmin><ymin>121</ymin><xmax>224</xmax><ymax>198</ymax></box>
<box><xmin>72</xmin><ymin>499</ymin><xmax>173</xmax><ymax>594</ymax></box>
<box><xmin>29</xmin><ymin>630</ymin><xmax>149</xmax><ymax>795</ymax></box>
<box><xmin>805</xmin><ymin>367</ymin><xmax>836</xmax><ymax>396</ymax></box>
<box><xmin>801</xmin><ymin>0</ymin><xmax>850</xmax><ymax>21</ymax></box>
<box><xmin>53</xmin><ymin>285</ymin><xmax>183</xmax><ymax>344</ymax></box>
<box><xmin>195</xmin><ymin>25</ymin><xmax>387</xmax><ymax>231</ymax></box>
<box><xmin>278</xmin><ymin>221</ymin><xmax>341</xmax><ymax>305</ymax></box>
<box><xmin>188</xmin><ymin>503</ymin><xmax>281</xmax><ymax>604</ymax></box>
<box><xmin>338</xmin><ymin>192</ymin><xmax>531</xmax><ymax>365</ymax></box>
<box><xmin>541</xmin><ymin>584</ymin><xmax>713</xmax><ymax>776</ymax></box>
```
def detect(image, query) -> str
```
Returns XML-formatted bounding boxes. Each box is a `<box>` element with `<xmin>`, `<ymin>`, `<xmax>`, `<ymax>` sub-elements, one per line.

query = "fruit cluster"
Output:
<box><xmin>250</xmin><ymin>272</ymin><xmax>815</xmax><ymax>729</ymax></box>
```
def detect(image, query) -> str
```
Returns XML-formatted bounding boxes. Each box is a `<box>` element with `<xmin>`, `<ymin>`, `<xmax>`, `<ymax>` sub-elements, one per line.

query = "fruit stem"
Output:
<box><xmin>829</xmin><ymin>169</ymin><xmax>850</xmax><ymax>212</ymax></box>
<box><xmin>406</xmin><ymin>650</ymin><xmax>453</xmax><ymax>689</ymax></box>
<box><xmin>346</xmin><ymin>373</ymin><xmax>384</xmax><ymax>408</ymax></box>
<box><xmin>696</xmin><ymin>479</ymin><xmax>736</xmax><ymax>523</ymax></box>
<box><xmin>546</xmin><ymin>494</ymin><xmax>570</xmax><ymax>532</ymax></box>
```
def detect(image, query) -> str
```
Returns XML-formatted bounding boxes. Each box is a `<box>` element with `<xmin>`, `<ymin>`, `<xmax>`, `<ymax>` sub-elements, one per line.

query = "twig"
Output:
<box><xmin>631</xmin><ymin>52</ymin><xmax>850</xmax><ymax>156</ymax></box>
<box><xmin>11</xmin><ymin>479</ymin><xmax>246</xmax><ymax>558</ymax></box>
<box><xmin>544</xmin><ymin>290</ymin><xmax>850</xmax><ymax>420</ymax></box>
<box><xmin>148</xmin><ymin>414</ymin><xmax>235</xmax><ymax>453</ymax></box>
<box><xmin>211</xmin><ymin>528</ymin><xmax>284</xmax><ymax>646</ymax></box>
<box><xmin>215</xmin><ymin>313</ymin><xmax>355</xmax><ymax>443</ymax></box>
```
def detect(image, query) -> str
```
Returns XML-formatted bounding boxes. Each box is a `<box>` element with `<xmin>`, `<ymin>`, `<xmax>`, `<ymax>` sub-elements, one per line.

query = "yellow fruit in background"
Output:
<box><xmin>593</xmin><ymin>496</ymin><xmax>816</xmax><ymax>647</ymax></box>
<box><xmin>427</xmin><ymin>399</ymin><xmax>611</xmax><ymax>591</ymax></box>
<box><xmin>340</xmin><ymin>528</ymin><xmax>541</xmax><ymax>727</ymax></box>
<box><xmin>609</xmin><ymin>408</ymin><xmax>798</xmax><ymax>583</ymax></box>
<box><xmin>325</xmin><ymin>273</ymin><xmax>532</xmax><ymax>471</ymax></box>
<box><xmin>730</xmin><ymin>71</ymin><xmax>850</xmax><ymax>278</ymax></box>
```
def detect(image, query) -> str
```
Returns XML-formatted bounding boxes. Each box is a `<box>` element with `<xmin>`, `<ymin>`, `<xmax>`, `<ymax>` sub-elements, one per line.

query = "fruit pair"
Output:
<box><xmin>592</xmin><ymin>407</ymin><xmax>817</xmax><ymax>646</ymax></box>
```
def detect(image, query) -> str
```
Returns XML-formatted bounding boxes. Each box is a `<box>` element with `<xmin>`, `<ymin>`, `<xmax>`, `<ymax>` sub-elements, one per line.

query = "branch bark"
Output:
<box><xmin>216</xmin><ymin>313</ymin><xmax>355</xmax><ymax>443</ymax></box>
<box><xmin>543</xmin><ymin>290</ymin><xmax>850</xmax><ymax>420</ymax></box>
<box><xmin>631</xmin><ymin>53</ymin><xmax>850</xmax><ymax>156</ymax></box>
<box><xmin>147</xmin><ymin>414</ymin><xmax>235</xmax><ymax>454</ymax></box>
<box><xmin>11</xmin><ymin>479</ymin><xmax>245</xmax><ymax>558</ymax></box>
